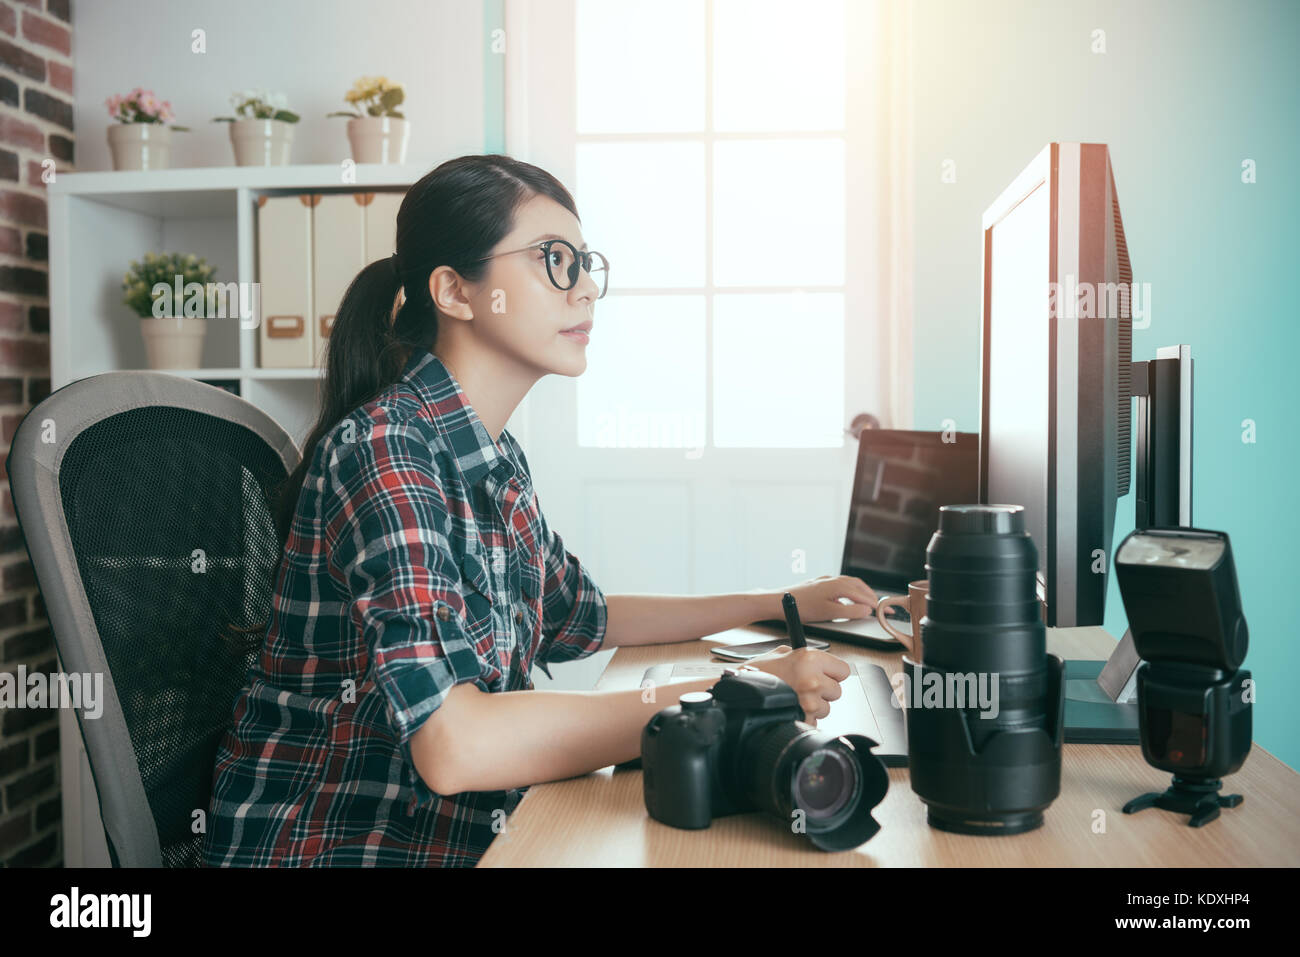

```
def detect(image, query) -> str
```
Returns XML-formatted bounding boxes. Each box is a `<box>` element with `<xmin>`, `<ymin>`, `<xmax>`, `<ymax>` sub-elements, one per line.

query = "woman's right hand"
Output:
<box><xmin>745</xmin><ymin>645</ymin><xmax>851</xmax><ymax>727</ymax></box>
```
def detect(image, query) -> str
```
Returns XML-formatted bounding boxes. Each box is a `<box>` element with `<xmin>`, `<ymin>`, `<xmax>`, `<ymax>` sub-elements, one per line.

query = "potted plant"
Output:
<box><xmin>328</xmin><ymin>76</ymin><xmax>408</xmax><ymax>164</ymax></box>
<box><xmin>105</xmin><ymin>88</ymin><xmax>190</xmax><ymax>170</ymax></box>
<box><xmin>213</xmin><ymin>90</ymin><xmax>300</xmax><ymax>166</ymax></box>
<box><xmin>123</xmin><ymin>251</ymin><xmax>218</xmax><ymax>369</ymax></box>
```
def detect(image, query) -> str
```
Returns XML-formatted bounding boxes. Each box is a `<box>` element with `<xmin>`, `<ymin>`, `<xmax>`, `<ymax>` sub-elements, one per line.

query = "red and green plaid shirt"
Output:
<box><xmin>202</xmin><ymin>348</ymin><xmax>607</xmax><ymax>866</ymax></box>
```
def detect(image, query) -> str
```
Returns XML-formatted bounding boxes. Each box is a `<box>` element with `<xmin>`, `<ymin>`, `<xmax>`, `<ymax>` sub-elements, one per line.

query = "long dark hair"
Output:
<box><xmin>273</xmin><ymin>154</ymin><xmax>580</xmax><ymax>544</ymax></box>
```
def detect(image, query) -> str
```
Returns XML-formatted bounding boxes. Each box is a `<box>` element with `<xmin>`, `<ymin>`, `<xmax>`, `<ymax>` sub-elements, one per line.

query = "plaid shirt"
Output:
<box><xmin>201</xmin><ymin>348</ymin><xmax>608</xmax><ymax>867</ymax></box>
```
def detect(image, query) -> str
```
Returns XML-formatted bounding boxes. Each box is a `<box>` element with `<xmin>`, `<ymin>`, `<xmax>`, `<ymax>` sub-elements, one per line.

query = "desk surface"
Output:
<box><xmin>478</xmin><ymin>626</ymin><xmax>1300</xmax><ymax>866</ymax></box>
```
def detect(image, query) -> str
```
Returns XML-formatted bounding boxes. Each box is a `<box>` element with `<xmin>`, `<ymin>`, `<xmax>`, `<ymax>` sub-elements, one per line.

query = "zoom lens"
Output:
<box><xmin>906</xmin><ymin>504</ymin><xmax>1064</xmax><ymax>835</ymax></box>
<box><xmin>743</xmin><ymin>723</ymin><xmax>887</xmax><ymax>852</ymax></box>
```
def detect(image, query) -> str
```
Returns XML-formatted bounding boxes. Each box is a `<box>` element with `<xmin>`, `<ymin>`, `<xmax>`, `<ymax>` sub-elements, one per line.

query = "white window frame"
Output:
<box><xmin>503</xmin><ymin>0</ymin><xmax>914</xmax><ymax>449</ymax></box>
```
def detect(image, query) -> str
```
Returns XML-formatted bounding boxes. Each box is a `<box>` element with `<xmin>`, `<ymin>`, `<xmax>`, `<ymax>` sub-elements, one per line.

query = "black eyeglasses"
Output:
<box><xmin>474</xmin><ymin>238</ymin><xmax>609</xmax><ymax>299</ymax></box>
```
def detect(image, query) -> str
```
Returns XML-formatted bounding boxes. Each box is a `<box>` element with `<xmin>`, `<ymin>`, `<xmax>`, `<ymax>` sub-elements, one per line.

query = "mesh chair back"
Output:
<box><xmin>6</xmin><ymin>373</ymin><xmax>299</xmax><ymax>867</ymax></box>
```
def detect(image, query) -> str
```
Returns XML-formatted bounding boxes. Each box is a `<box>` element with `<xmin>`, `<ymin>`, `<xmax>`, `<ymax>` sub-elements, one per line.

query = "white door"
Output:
<box><xmin>508</xmin><ymin>0</ymin><xmax>908</xmax><ymax>685</ymax></box>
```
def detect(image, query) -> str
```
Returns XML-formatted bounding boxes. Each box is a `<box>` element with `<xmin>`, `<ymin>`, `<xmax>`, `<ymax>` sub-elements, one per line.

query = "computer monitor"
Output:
<box><xmin>1134</xmin><ymin>344</ymin><xmax>1193</xmax><ymax>530</ymax></box>
<box><xmin>978</xmin><ymin>144</ymin><xmax>1196</xmax><ymax>744</ymax></box>
<box><xmin>978</xmin><ymin>142</ymin><xmax>1132</xmax><ymax>628</ymax></box>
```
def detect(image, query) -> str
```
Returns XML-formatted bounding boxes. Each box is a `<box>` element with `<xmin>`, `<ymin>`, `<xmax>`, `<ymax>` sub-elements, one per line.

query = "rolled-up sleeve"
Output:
<box><xmin>535</xmin><ymin>505</ymin><xmax>608</xmax><ymax>669</ymax></box>
<box><xmin>325</xmin><ymin>415</ymin><xmax>484</xmax><ymax>811</ymax></box>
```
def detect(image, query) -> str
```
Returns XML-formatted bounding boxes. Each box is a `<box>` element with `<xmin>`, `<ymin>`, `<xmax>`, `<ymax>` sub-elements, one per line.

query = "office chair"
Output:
<box><xmin>5</xmin><ymin>372</ymin><xmax>299</xmax><ymax>867</ymax></box>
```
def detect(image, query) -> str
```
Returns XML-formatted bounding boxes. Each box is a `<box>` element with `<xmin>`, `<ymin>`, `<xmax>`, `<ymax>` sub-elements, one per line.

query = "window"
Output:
<box><xmin>571</xmin><ymin>0</ymin><xmax>850</xmax><ymax>449</ymax></box>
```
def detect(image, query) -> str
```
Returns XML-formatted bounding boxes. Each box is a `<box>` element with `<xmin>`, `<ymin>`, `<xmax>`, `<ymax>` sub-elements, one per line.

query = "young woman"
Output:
<box><xmin>201</xmin><ymin>154</ymin><xmax>878</xmax><ymax>867</ymax></box>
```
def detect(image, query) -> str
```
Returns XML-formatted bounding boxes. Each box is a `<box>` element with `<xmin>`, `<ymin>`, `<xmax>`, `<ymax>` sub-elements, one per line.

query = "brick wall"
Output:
<box><xmin>0</xmin><ymin>0</ymin><xmax>72</xmax><ymax>868</ymax></box>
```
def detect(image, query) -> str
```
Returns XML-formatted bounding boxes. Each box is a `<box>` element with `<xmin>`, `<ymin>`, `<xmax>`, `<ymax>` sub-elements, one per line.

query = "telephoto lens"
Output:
<box><xmin>904</xmin><ymin>504</ymin><xmax>1065</xmax><ymax>835</ymax></box>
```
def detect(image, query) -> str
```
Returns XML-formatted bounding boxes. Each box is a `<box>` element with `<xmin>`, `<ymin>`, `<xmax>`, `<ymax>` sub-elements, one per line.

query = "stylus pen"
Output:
<box><xmin>781</xmin><ymin>592</ymin><xmax>807</xmax><ymax>650</ymax></box>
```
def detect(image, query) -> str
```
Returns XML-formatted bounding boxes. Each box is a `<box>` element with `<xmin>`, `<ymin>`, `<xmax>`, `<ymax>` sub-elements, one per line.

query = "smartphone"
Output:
<box><xmin>710</xmin><ymin>636</ymin><xmax>831</xmax><ymax>661</ymax></box>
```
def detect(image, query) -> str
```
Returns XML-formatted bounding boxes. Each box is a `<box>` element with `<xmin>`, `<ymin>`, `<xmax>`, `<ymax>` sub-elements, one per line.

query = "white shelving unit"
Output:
<box><xmin>47</xmin><ymin>163</ymin><xmax>426</xmax><ymax>442</ymax></box>
<box><xmin>46</xmin><ymin>163</ymin><xmax>426</xmax><ymax>866</ymax></box>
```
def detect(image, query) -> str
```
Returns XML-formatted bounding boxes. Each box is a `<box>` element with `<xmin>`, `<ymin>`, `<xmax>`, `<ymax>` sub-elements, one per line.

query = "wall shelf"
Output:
<box><xmin>47</xmin><ymin>164</ymin><xmax>414</xmax><ymax>445</ymax></box>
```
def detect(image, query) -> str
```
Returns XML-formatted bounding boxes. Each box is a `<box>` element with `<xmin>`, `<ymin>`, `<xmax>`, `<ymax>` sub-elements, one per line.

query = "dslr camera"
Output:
<box><xmin>641</xmin><ymin>669</ymin><xmax>889</xmax><ymax>851</ymax></box>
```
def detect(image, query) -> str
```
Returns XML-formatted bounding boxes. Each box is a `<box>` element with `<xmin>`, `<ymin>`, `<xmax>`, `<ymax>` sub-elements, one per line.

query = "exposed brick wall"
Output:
<box><xmin>0</xmin><ymin>0</ymin><xmax>72</xmax><ymax>868</ymax></box>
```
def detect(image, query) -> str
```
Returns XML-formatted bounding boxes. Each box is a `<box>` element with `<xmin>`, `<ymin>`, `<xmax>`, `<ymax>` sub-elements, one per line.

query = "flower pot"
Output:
<box><xmin>229</xmin><ymin>118</ymin><xmax>295</xmax><ymax>166</ymax></box>
<box><xmin>108</xmin><ymin>124</ymin><xmax>172</xmax><ymax>170</ymax></box>
<box><xmin>346</xmin><ymin>116</ymin><xmax>409</xmax><ymax>164</ymax></box>
<box><xmin>139</xmin><ymin>317</ymin><xmax>207</xmax><ymax>369</ymax></box>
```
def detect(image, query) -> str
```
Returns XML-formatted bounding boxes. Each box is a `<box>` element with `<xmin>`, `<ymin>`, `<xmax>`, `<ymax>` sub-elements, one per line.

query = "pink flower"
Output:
<box><xmin>141</xmin><ymin>92</ymin><xmax>159</xmax><ymax>115</ymax></box>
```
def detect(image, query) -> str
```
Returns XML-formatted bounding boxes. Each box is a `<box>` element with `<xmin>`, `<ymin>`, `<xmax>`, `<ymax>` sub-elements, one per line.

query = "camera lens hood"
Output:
<box><xmin>748</xmin><ymin>725</ymin><xmax>890</xmax><ymax>852</ymax></box>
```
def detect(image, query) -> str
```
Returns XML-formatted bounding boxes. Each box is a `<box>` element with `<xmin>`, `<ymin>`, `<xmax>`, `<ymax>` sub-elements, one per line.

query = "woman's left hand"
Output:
<box><xmin>781</xmin><ymin>574</ymin><xmax>878</xmax><ymax>624</ymax></box>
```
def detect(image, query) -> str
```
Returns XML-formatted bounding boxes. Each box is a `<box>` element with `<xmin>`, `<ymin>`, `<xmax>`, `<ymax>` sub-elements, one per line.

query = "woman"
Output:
<box><xmin>201</xmin><ymin>154</ymin><xmax>877</xmax><ymax>867</ymax></box>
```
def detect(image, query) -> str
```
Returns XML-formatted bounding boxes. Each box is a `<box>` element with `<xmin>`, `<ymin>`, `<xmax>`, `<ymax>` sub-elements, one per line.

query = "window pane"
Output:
<box><xmin>576</xmin><ymin>0</ymin><xmax>705</xmax><ymax>133</ymax></box>
<box><xmin>713</xmin><ymin>139</ymin><xmax>844</xmax><ymax>287</ymax></box>
<box><xmin>712</xmin><ymin>293</ymin><xmax>843</xmax><ymax>447</ymax></box>
<box><xmin>576</xmin><ymin>141</ymin><xmax>706</xmax><ymax>289</ymax></box>
<box><xmin>713</xmin><ymin>0</ymin><xmax>845</xmax><ymax>132</ymax></box>
<box><xmin>578</xmin><ymin>295</ymin><xmax>706</xmax><ymax>448</ymax></box>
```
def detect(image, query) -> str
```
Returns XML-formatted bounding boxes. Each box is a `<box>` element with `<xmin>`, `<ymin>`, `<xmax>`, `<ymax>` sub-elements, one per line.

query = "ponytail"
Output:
<box><xmin>273</xmin><ymin>253</ymin><xmax>427</xmax><ymax>543</ymax></box>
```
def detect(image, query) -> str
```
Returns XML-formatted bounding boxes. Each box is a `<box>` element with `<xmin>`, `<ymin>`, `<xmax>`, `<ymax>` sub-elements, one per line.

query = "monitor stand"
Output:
<box><xmin>1063</xmin><ymin>629</ymin><xmax>1141</xmax><ymax>744</ymax></box>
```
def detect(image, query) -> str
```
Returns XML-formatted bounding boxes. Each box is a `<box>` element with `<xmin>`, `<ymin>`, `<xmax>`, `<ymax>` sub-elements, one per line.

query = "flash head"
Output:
<box><xmin>1115</xmin><ymin>527</ymin><xmax>1247</xmax><ymax>673</ymax></box>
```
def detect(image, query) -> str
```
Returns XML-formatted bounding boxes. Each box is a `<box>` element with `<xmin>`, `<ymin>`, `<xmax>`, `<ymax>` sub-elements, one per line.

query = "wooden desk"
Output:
<box><xmin>478</xmin><ymin>626</ymin><xmax>1300</xmax><ymax>866</ymax></box>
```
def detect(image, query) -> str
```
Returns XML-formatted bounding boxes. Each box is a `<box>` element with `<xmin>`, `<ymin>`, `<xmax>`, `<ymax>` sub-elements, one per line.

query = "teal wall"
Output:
<box><xmin>912</xmin><ymin>0</ymin><xmax>1299</xmax><ymax>770</ymax></box>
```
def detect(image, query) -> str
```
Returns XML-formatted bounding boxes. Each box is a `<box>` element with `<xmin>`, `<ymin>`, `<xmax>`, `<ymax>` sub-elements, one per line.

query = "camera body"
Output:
<box><xmin>642</xmin><ymin>669</ymin><xmax>797</xmax><ymax>827</ymax></box>
<box><xmin>641</xmin><ymin>669</ymin><xmax>888</xmax><ymax>851</ymax></box>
